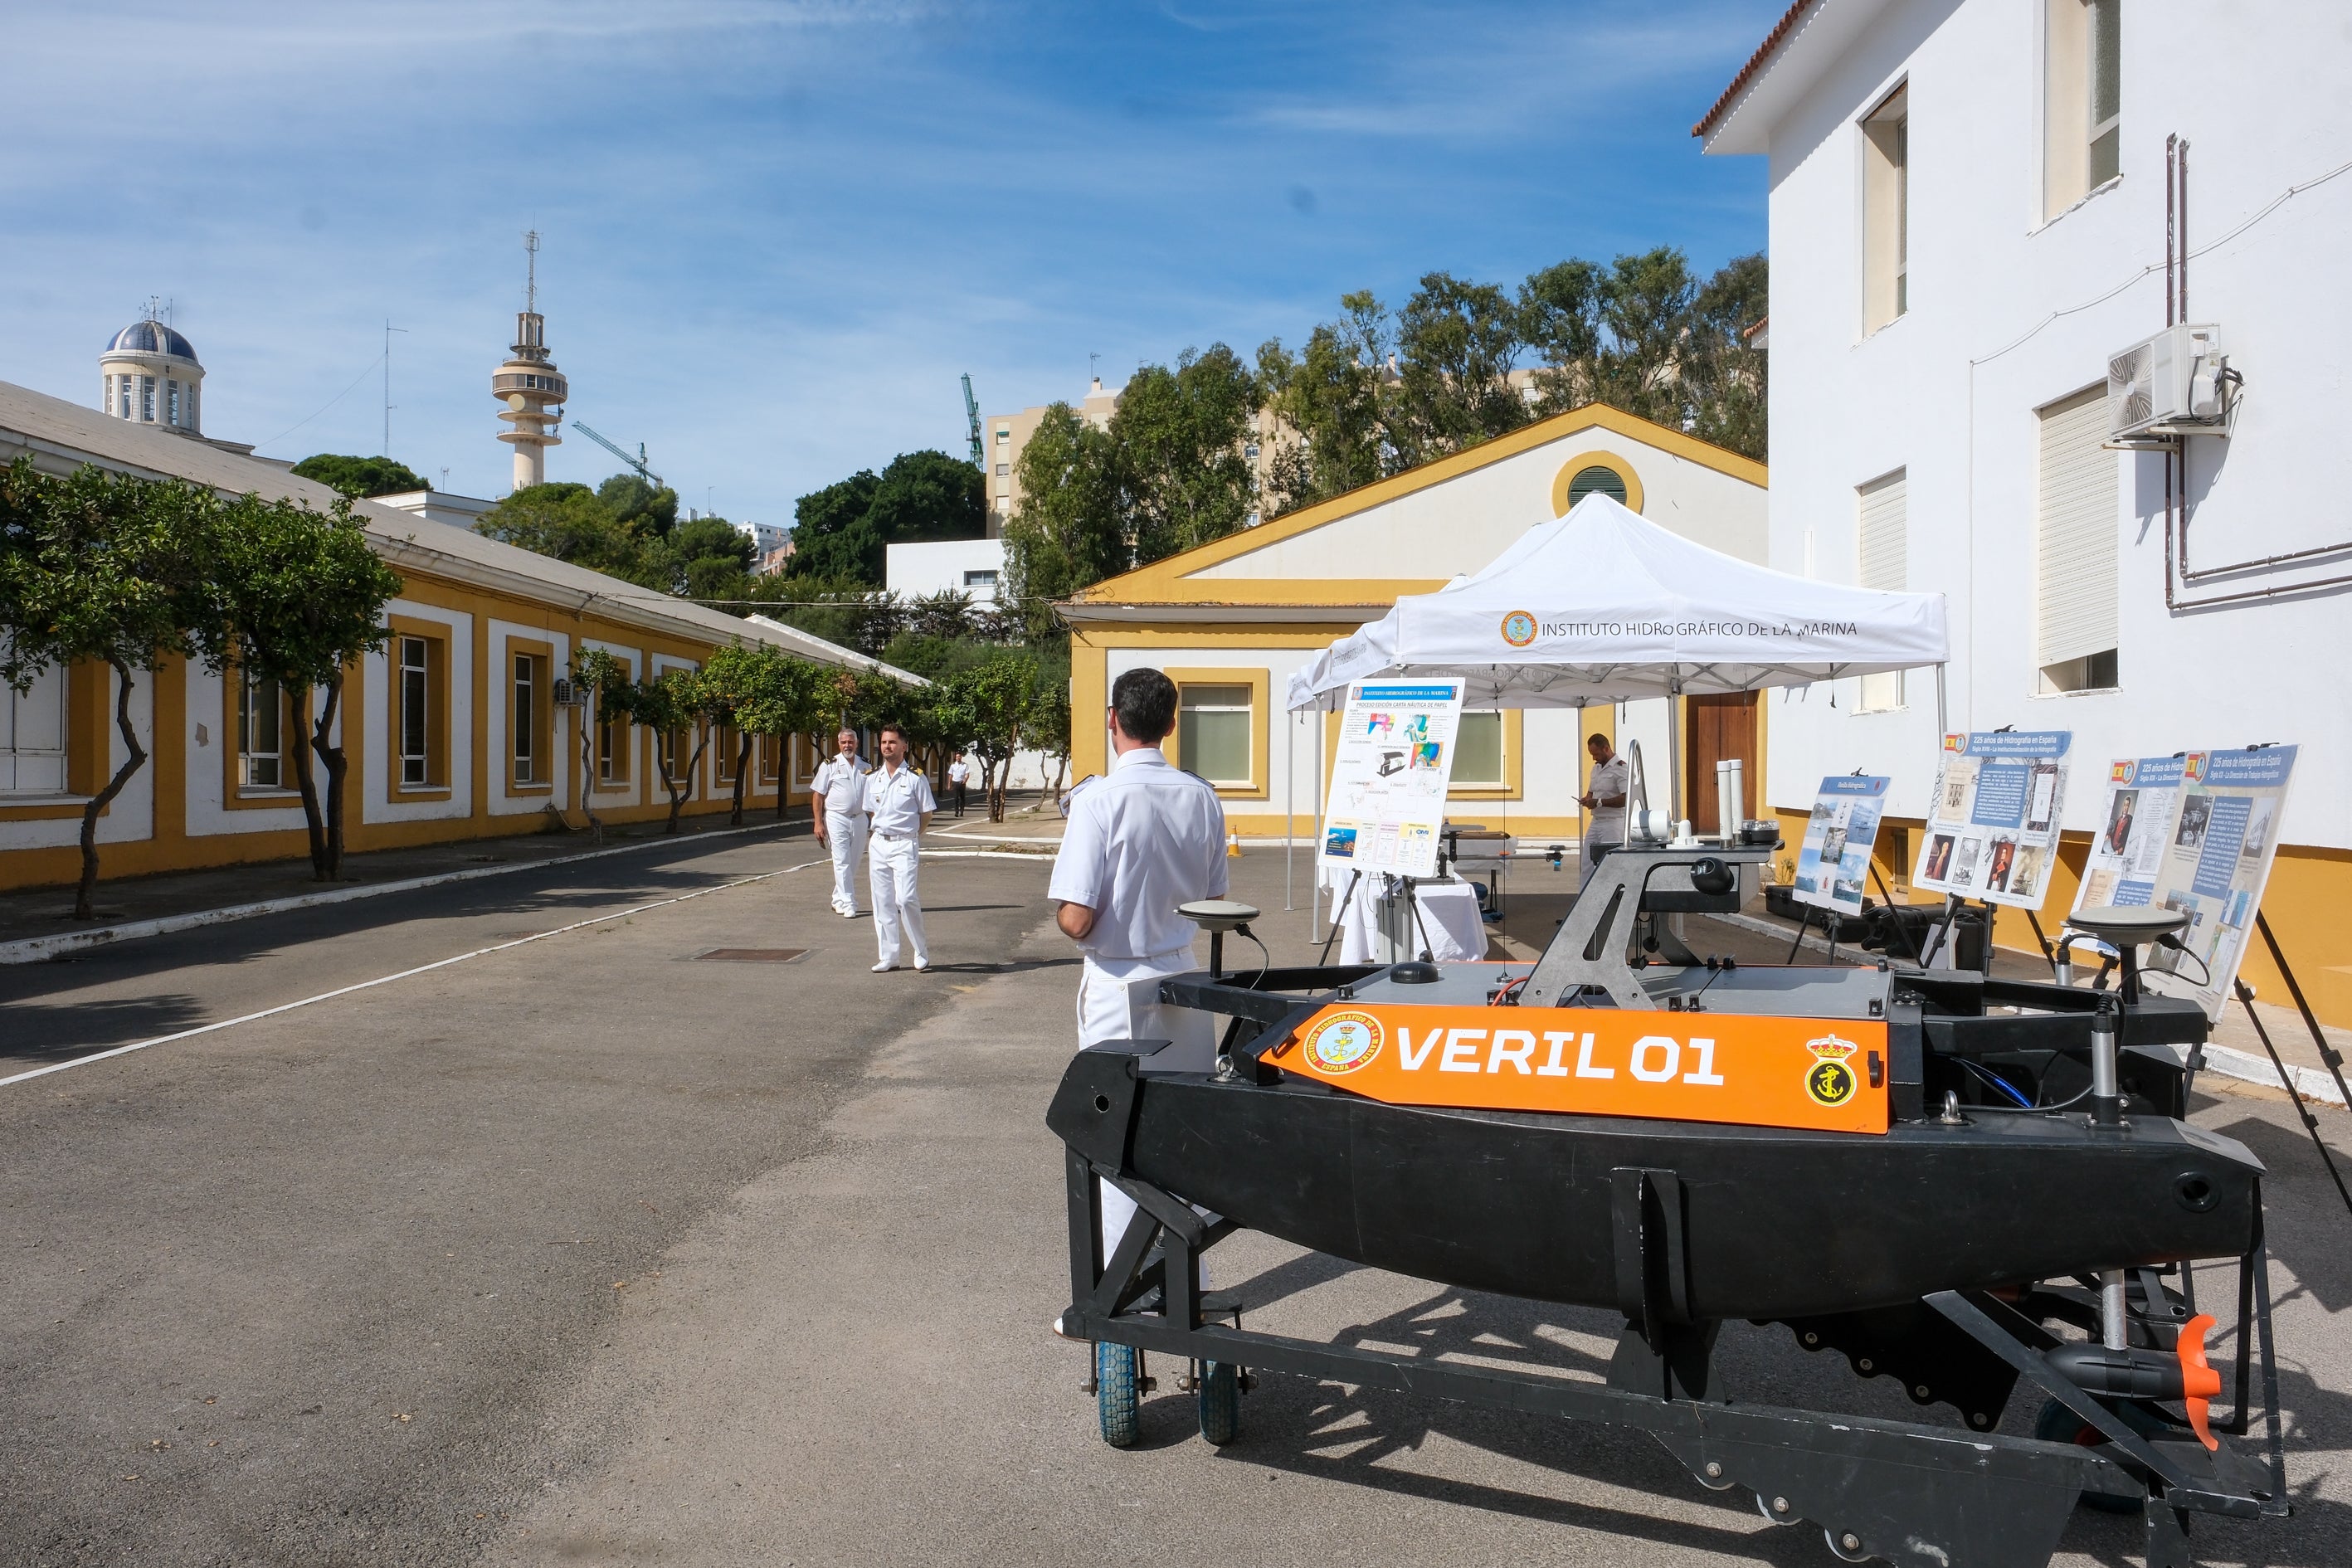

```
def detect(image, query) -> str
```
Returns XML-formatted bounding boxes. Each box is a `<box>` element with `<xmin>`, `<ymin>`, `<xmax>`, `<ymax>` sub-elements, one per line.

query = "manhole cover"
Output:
<box><xmin>693</xmin><ymin>947</ymin><xmax>809</xmax><ymax>962</ymax></box>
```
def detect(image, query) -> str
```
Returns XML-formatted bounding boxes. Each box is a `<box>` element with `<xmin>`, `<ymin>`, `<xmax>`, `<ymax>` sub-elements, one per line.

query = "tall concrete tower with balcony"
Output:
<box><xmin>492</xmin><ymin>232</ymin><xmax>566</xmax><ymax>490</ymax></box>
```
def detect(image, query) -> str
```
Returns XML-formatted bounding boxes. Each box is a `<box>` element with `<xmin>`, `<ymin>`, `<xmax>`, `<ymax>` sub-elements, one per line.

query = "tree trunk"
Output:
<box><xmin>309</xmin><ymin>674</ymin><xmax>351</xmax><ymax>881</ymax></box>
<box><xmin>577</xmin><ymin>700</ymin><xmax>604</xmax><ymax>843</ymax></box>
<box><xmin>729</xmin><ymin>732</ymin><xmax>754</xmax><ymax>825</ymax></box>
<box><xmin>667</xmin><ymin>733</ymin><xmax>713</xmax><ymax>834</ymax></box>
<box><xmin>775</xmin><ymin>733</ymin><xmax>791</xmax><ymax>821</ymax></box>
<box><xmin>989</xmin><ymin>754</ymin><xmax>1010</xmax><ymax>824</ymax></box>
<box><xmin>75</xmin><ymin>658</ymin><xmax>149</xmax><ymax>920</ymax></box>
<box><xmin>287</xmin><ymin>683</ymin><xmax>331</xmax><ymax>879</ymax></box>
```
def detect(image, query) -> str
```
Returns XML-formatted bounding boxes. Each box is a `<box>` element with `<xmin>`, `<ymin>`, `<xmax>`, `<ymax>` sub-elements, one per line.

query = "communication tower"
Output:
<box><xmin>492</xmin><ymin>231</ymin><xmax>567</xmax><ymax>489</ymax></box>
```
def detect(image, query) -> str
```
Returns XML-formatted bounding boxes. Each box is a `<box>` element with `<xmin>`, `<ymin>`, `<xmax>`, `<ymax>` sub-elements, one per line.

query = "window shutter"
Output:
<box><xmin>2036</xmin><ymin>386</ymin><xmax>2119</xmax><ymax>667</ymax></box>
<box><xmin>1857</xmin><ymin>470</ymin><xmax>1907</xmax><ymax>591</ymax></box>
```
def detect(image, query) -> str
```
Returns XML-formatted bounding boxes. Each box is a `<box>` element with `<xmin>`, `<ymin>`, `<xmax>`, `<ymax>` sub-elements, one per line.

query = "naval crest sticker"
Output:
<box><xmin>1302</xmin><ymin>1010</ymin><xmax>1385</xmax><ymax>1075</ymax></box>
<box><xmin>1803</xmin><ymin>1033</ymin><xmax>1858</xmax><ymax>1107</ymax></box>
<box><xmin>1499</xmin><ymin>610</ymin><xmax>1539</xmax><ymax>648</ymax></box>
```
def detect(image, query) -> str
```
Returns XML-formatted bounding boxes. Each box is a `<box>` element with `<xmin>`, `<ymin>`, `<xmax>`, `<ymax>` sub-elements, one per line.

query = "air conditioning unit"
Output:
<box><xmin>2106</xmin><ymin>323</ymin><xmax>2228</xmax><ymax>439</ymax></box>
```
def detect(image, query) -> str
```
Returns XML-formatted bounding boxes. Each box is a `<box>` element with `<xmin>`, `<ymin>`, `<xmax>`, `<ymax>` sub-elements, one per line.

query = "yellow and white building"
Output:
<box><xmin>0</xmin><ymin>378</ymin><xmax>886</xmax><ymax>894</ymax></box>
<box><xmin>1060</xmin><ymin>405</ymin><xmax>1770</xmax><ymax>840</ymax></box>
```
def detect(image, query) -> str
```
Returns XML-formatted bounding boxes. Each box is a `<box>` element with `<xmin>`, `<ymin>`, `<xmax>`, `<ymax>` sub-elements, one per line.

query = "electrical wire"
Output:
<box><xmin>1960</xmin><ymin>1057</ymin><xmax>2035</xmax><ymax>1108</ymax></box>
<box><xmin>1237</xmin><ymin>928</ymin><xmax>1273</xmax><ymax>991</ymax></box>
<box><xmin>256</xmin><ymin>351</ymin><xmax>387</xmax><ymax>450</ymax></box>
<box><xmin>2156</xmin><ymin>937</ymin><xmax>2214</xmax><ymax>988</ymax></box>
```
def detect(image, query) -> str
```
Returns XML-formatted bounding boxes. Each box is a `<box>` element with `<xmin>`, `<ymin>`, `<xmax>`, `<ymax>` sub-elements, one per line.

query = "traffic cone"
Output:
<box><xmin>1227</xmin><ymin>830</ymin><xmax>1242</xmax><ymax>859</ymax></box>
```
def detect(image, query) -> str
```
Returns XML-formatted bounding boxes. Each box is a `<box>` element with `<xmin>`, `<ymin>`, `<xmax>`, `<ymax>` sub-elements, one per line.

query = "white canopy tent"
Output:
<box><xmin>1285</xmin><ymin>493</ymin><xmax>1950</xmax><ymax>823</ymax></box>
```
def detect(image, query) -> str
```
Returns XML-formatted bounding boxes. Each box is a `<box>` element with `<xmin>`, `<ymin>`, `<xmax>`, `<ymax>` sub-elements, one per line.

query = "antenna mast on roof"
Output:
<box><xmin>523</xmin><ymin>230</ymin><xmax>539</xmax><ymax>314</ymax></box>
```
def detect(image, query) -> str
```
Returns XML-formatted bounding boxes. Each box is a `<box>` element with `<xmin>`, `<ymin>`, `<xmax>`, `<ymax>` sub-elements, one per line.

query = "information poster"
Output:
<box><xmin>1911</xmin><ymin>730</ymin><xmax>2072</xmax><ymax>909</ymax></box>
<box><xmin>1794</xmin><ymin>775</ymin><xmax>1890</xmax><ymax>915</ymax></box>
<box><xmin>2074</xmin><ymin>746</ymin><xmax>2299</xmax><ymax>1017</ymax></box>
<box><xmin>1317</xmin><ymin>680</ymin><xmax>1465</xmax><ymax>880</ymax></box>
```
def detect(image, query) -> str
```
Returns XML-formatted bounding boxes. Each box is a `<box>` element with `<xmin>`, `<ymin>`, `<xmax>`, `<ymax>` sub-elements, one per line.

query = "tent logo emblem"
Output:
<box><xmin>1499</xmin><ymin>611</ymin><xmax>1539</xmax><ymax>648</ymax></box>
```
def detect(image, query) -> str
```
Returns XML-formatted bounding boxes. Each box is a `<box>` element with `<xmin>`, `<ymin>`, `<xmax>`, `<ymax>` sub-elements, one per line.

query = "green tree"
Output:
<box><xmin>786</xmin><ymin>451</ymin><xmax>984</xmax><ymax>587</ymax></box>
<box><xmin>1112</xmin><ymin>344</ymin><xmax>1260</xmax><ymax>561</ymax></box>
<box><xmin>674</xmin><ymin>514</ymin><xmax>756</xmax><ymax>603</ymax></box>
<box><xmin>935</xmin><ymin>650</ymin><xmax>1036</xmax><ymax>822</ymax></box>
<box><xmin>1393</xmin><ymin>271</ymin><xmax>1529</xmax><ymax>465</ymax></box>
<box><xmin>291</xmin><ymin>454</ymin><xmax>426</xmax><ymax>499</ymax></box>
<box><xmin>569</xmin><ymin>647</ymin><xmax>636</xmax><ymax>840</ymax></box>
<box><xmin>0</xmin><ymin>460</ymin><xmax>229</xmax><ymax>917</ymax></box>
<box><xmin>700</xmin><ymin>644</ymin><xmax>824</xmax><ymax>827</ymax></box>
<box><xmin>1001</xmin><ymin>405</ymin><xmax>1124</xmax><ymax>641</ymax></box>
<box><xmin>1683</xmin><ymin>252</ymin><xmax>1770</xmax><ymax>463</ymax></box>
<box><xmin>619</xmin><ymin>665</ymin><xmax>728</xmax><ymax>835</ymax></box>
<box><xmin>1024</xmin><ymin>653</ymin><xmax>1073</xmax><ymax>801</ymax></box>
<box><xmin>207</xmin><ymin>491</ymin><xmax>403</xmax><ymax>881</ymax></box>
<box><xmin>475</xmin><ymin>481</ymin><xmax>665</xmax><ymax>587</ymax></box>
<box><xmin>1255</xmin><ymin>290</ymin><xmax>1395</xmax><ymax>515</ymax></box>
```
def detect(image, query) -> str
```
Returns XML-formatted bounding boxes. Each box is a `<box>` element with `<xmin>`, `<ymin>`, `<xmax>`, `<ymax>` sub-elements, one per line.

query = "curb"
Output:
<box><xmin>0</xmin><ymin>821</ymin><xmax>796</xmax><ymax>967</ymax></box>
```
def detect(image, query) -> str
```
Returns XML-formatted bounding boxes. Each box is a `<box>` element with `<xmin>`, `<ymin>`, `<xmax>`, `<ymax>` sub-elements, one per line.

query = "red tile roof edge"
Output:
<box><xmin>1692</xmin><ymin>0</ymin><xmax>1822</xmax><ymax>139</ymax></box>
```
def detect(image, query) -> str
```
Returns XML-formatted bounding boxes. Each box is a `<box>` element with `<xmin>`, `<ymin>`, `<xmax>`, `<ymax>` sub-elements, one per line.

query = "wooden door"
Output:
<box><xmin>1684</xmin><ymin>692</ymin><xmax>1759</xmax><ymax>834</ymax></box>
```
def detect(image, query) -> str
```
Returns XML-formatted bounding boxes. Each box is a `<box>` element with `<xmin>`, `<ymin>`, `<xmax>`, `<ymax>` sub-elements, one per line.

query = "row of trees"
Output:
<box><xmin>475</xmin><ymin>474</ymin><xmax>760</xmax><ymax>600</ymax></box>
<box><xmin>1003</xmin><ymin>248</ymin><xmax>1765</xmax><ymax>630</ymax></box>
<box><xmin>572</xmin><ymin>641</ymin><xmax>1068</xmax><ymax>829</ymax></box>
<box><xmin>0</xmin><ymin>459</ymin><xmax>402</xmax><ymax>914</ymax></box>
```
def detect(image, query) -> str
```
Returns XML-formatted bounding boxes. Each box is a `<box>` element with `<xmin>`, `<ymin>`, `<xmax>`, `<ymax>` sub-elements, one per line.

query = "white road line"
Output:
<box><xmin>1</xmin><ymin>859</ymin><xmax>830</xmax><ymax>1090</ymax></box>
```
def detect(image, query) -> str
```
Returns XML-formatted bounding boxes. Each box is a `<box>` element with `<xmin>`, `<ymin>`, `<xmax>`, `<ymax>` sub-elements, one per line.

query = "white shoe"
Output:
<box><xmin>872</xmin><ymin>961</ymin><xmax>898</xmax><ymax>973</ymax></box>
<box><xmin>1049</xmin><ymin>1313</ymin><xmax>1086</xmax><ymax>1342</ymax></box>
<box><xmin>912</xmin><ymin>957</ymin><xmax>930</xmax><ymax>972</ymax></box>
<box><xmin>841</xmin><ymin>908</ymin><xmax>858</xmax><ymax>918</ymax></box>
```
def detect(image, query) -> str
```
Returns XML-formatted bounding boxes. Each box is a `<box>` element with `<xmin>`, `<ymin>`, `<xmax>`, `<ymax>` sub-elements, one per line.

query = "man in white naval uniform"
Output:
<box><xmin>861</xmin><ymin>721</ymin><xmax>936</xmax><ymax>972</ymax></box>
<box><xmin>1577</xmin><ymin>732</ymin><xmax>1631</xmax><ymax>891</ymax></box>
<box><xmin>1048</xmin><ymin>669</ymin><xmax>1226</xmax><ymax>1299</ymax></box>
<box><xmin>811</xmin><ymin>729</ymin><xmax>869</xmax><ymax>918</ymax></box>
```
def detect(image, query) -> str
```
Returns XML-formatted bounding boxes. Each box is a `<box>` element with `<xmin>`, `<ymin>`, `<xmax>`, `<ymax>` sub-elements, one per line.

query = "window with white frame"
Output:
<box><xmin>2045</xmin><ymin>0</ymin><xmax>2121</xmax><ymax>217</ymax></box>
<box><xmin>512</xmin><ymin>651</ymin><xmax>544</xmax><ymax>786</ymax></box>
<box><xmin>1862</xmin><ymin>85</ymin><xmax>1909</xmax><ymax>332</ymax></box>
<box><xmin>1452</xmin><ymin>712</ymin><xmax>1507</xmax><ymax>788</ymax></box>
<box><xmin>2035</xmin><ymin>386</ymin><xmax>2121</xmax><ymax>693</ymax></box>
<box><xmin>167</xmin><ymin>379</ymin><xmax>182</xmax><ymax>427</ymax></box>
<box><xmin>140</xmin><ymin>376</ymin><xmax>155</xmax><ymax>422</ymax></box>
<box><xmin>0</xmin><ymin>656</ymin><xmax>68</xmax><ymax>794</ymax></box>
<box><xmin>239</xmin><ymin>671</ymin><xmax>286</xmax><ymax>787</ymax></box>
<box><xmin>398</xmin><ymin>635</ymin><xmax>432</xmax><ymax>786</ymax></box>
<box><xmin>1177</xmin><ymin>683</ymin><xmax>1252</xmax><ymax>786</ymax></box>
<box><xmin>1855</xmin><ymin>470</ymin><xmax>1908</xmax><ymax>712</ymax></box>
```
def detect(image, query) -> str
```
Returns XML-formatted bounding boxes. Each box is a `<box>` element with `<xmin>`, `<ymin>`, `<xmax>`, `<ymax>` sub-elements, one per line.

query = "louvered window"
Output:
<box><xmin>2036</xmin><ymin>386</ymin><xmax>2120</xmax><ymax>692</ymax></box>
<box><xmin>1856</xmin><ymin>470</ymin><xmax>1907</xmax><ymax>712</ymax></box>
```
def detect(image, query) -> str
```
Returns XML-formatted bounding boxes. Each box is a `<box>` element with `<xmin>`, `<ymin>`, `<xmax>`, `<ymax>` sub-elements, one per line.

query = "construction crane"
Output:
<box><xmin>961</xmin><ymin>373</ymin><xmax>983</xmax><ymax>468</ymax></box>
<box><xmin>570</xmin><ymin>421</ymin><xmax>664</xmax><ymax>488</ymax></box>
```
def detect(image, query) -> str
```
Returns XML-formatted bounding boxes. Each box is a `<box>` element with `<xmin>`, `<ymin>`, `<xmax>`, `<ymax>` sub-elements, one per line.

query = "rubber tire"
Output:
<box><xmin>2033</xmin><ymin>1396</ymin><xmax>2163</xmax><ymax>1514</ymax></box>
<box><xmin>1196</xmin><ymin>1361</ymin><xmax>1240</xmax><ymax>1446</ymax></box>
<box><xmin>1096</xmin><ymin>1342</ymin><xmax>1140</xmax><ymax>1449</ymax></box>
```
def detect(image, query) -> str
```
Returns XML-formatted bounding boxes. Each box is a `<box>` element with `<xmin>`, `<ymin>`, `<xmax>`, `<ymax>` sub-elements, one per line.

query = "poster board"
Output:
<box><xmin>1911</xmin><ymin>730</ymin><xmax>2072</xmax><ymax>909</ymax></box>
<box><xmin>2074</xmin><ymin>747</ymin><xmax>2299</xmax><ymax>1017</ymax></box>
<box><xmin>1317</xmin><ymin>680</ymin><xmax>1466</xmax><ymax>881</ymax></box>
<box><xmin>1793</xmin><ymin>776</ymin><xmax>1890</xmax><ymax>915</ymax></box>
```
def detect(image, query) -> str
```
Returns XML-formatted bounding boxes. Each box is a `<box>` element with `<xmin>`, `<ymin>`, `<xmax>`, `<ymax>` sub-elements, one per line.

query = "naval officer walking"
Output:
<box><xmin>1049</xmin><ymin>669</ymin><xmax>1226</xmax><ymax>1298</ymax></box>
<box><xmin>862</xmin><ymin>721</ymin><xmax>936</xmax><ymax>972</ymax></box>
<box><xmin>811</xmin><ymin>729</ymin><xmax>869</xmax><ymax>918</ymax></box>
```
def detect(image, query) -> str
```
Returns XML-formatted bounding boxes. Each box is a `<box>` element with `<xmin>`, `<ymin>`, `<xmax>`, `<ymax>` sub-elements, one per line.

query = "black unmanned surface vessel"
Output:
<box><xmin>1048</xmin><ymin>839</ymin><xmax>2287</xmax><ymax>1568</ymax></box>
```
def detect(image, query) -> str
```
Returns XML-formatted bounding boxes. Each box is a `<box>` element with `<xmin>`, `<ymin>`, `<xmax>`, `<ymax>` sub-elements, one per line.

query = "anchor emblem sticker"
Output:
<box><xmin>1804</xmin><ymin>1033</ymin><xmax>1859</xmax><ymax>1107</ymax></box>
<box><xmin>1301</xmin><ymin>1011</ymin><xmax>1385</xmax><ymax>1075</ymax></box>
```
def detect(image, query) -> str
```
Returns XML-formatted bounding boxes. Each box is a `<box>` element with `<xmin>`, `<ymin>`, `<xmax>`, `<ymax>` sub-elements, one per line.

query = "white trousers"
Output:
<box><xmin>869</xmin><ymin>832</ymin><xmax>927</xmax><ymax>965</ymax></box>
<box><xmin>1579</xmin><ymin>834</ymin><xmax>1623</xmax><ymax>891</ymax></box>
<box><xmin>825</xmin><ymin>812</ymin><xmax>865</xmax><ymax>913</ymax></box>
<box><xmin>1078</xmin><ymin>950</ymin><xmax>1214</xmax><ymax>1260</ymax></box>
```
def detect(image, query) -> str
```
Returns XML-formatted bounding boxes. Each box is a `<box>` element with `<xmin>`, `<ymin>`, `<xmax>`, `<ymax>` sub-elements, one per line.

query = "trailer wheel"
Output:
<box><xmin>1096</xmin><ymin>1342</ymin><xmax>1141</xmax><ymax>1448</ymax></box>
<box><xmin>1196</xmin><ymin>1361</ymin><xmax>1240</xmax><ymax>1445</ymax></box>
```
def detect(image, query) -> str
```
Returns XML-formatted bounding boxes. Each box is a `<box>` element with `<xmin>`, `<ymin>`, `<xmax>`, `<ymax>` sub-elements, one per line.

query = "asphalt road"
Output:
<box><xmin>4</xmin><ymin>837</ymin><xmax>2350</xmax><ymax>1566</ymax></box>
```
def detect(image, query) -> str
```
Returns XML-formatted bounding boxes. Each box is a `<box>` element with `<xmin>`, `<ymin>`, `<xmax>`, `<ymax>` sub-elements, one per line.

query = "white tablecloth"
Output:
<box><xmin>1317</xmin><ymin>870</ymin><xmax>1488</xmax><ymax>963</ymax></box>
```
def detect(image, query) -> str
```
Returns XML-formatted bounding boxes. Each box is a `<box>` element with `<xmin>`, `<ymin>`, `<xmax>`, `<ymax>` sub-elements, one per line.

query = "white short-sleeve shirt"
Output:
<box><xmin>1048</xmin><ymin>747</ymin><xmax>1228</xmax><ymax>962</ymax></box>
<box><xmin>862</xmin><ymin>762</ymin><xmax>937</xmax><ymax>836</ymax></box>
<box><xmin>812</xmin><ymin>753</ymin><xmax>867</xmax><ymax>816</ymax></box>
<box><xmin>1585</xmin><ymin>754</ymin><xmax>1632</xmax><ymax>843</ymax></box>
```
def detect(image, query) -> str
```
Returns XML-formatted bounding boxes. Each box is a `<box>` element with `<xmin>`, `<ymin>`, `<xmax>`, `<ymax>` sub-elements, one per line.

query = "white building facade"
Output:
<box><xmin>1702</xmin><ymin>0</ymin><xmax>2352</xmax><ymax>1020</ymax></box>
<box><xmin>886</xmin><ymin>537</ymin><xmax>1006</xmax><ymax>602</ymax></box>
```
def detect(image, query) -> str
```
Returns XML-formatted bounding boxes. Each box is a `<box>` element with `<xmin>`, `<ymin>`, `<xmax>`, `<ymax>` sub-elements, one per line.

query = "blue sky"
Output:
<box><xmin>1</xmin><ymin>1</ymin><xmax>1780</xmax><ymax>527</ymax></box>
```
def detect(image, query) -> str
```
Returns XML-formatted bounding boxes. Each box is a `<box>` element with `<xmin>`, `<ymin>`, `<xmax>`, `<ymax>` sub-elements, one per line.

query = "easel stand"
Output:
<box><xmin>2233</xmin><ymin>913</ymin><xmax>2352</xmax><ymax>1219</ymax></box>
